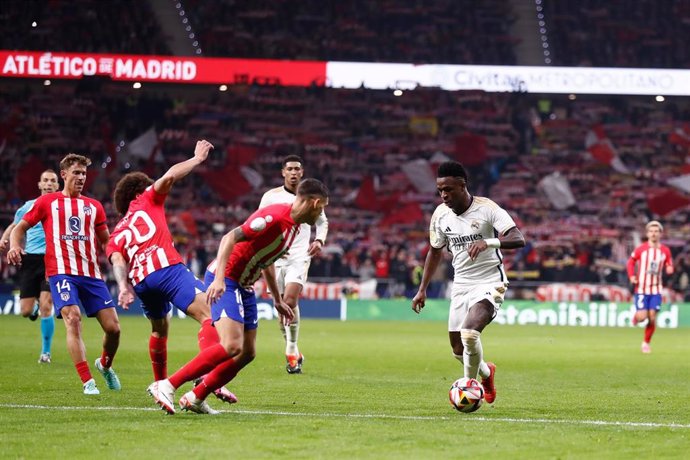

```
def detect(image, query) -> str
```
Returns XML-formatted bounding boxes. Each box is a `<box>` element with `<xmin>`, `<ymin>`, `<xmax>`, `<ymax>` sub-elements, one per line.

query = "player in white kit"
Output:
<box><xmin>258</xmin><ymin>155</ymin><xmax>328</xmax><ymax>373</ymax></box>
<box><xmin>412</xmin><ymin>161</ymin><xmax>525</xmax><ymax>404</ymax></box>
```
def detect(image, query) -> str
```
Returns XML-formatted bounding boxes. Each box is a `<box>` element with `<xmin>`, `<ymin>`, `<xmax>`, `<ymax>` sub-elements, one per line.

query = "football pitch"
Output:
<box><xmin>1</xmin><ymin>315</ymin><xmax>688</xmax><ymax>459</ymax></box>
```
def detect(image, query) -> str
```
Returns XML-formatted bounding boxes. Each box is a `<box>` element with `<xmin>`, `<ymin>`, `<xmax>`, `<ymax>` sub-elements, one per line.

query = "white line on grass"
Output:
<box><xmin>1</xmin><ymin>404</ymin><xmax>688</xmax><ymax>429</ymax></box>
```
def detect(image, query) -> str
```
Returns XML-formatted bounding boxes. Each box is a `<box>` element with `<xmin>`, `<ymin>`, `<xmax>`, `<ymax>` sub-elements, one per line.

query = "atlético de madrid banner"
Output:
<box><xmin>3</xmin><ymin>50</ymin><xmax>690</xmax><ymax>96</ymax></box>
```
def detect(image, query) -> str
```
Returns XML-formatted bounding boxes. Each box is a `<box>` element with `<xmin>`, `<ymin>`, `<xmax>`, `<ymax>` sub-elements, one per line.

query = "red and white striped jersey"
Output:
<box><xmin>207</xmin><ymin>203</ymin><xmax>300</xmax><ymax>287</ymax></box>
<box><xmin>106</xmin><ymin>186</ymin><xmax>183</xmax><ymax>286</ymax></box>
<box><xmin>22</xmin><ymin>192</ymin><xmax>107</xmax><ymax>278</ymax></box>
<box><xmin>626</xmin><ymin>242</ymin><xmax>673</xmax><ymax>295</ymax></box>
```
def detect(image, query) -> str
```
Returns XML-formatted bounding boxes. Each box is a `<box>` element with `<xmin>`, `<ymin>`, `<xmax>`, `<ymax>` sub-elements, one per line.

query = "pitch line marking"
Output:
<box><xmin>1</xmin><ymin>404</ymin><xmax>688</xmax><ymax>429</ymax></box>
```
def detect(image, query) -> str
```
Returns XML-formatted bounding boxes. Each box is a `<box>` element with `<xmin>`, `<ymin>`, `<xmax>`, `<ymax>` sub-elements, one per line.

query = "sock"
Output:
<box><xmin>285</xmin><ymin>305</ymin><xmax>300</xmax><ymax>356</ymax></box>
<box><xmin>149</xmin><ymin>335</ymin><xmax>168</xmax><ymax>380</ymax></box>
<box><xmin>644</xmin><ymin>322</ymin><xmax>656</xmax><ymax>343</ymax></box>
<box><xmin>192</xmin><ymin>357</ymin><xmax>240</xmax><ymax>400</ymax></box>
<box><xmin>40</xmin><ymin>316</ymin><xmax>55</xmax><ymax>354</ymax></box>
<box><xmin>460</xmin><ymin>329</ymin><xmax>483</xmax><ymax>380</ymax></box>
<box><xmin>454</xmin><ymin>352</ymin><xmax>490</xmax><ymax>379</ymax></box>
<box><xmin>100</xmin><ymin>351</ymin><xmax>115</xmax><ymax>369</ymax></box>
<box><xmin>76</xmin><ymin>361</ymin><xmax>92</xmax><ymax>383</ymax></box>
<box><xmin>168</xmin><ymin>343</ymin><xmax>230</xmax><ymax>389</ymax></box>
<box><xmin>197</xmin><ymin>319</ymin><xmax>220</xmax><ymax>351</ymax></box>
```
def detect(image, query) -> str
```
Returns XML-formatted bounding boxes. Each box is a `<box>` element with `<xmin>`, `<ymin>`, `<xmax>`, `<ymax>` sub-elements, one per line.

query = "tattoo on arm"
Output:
<box><xmin>112</xmin><ymin>260</ymin><xmax>129</xmax><ymax>285</ymax></box>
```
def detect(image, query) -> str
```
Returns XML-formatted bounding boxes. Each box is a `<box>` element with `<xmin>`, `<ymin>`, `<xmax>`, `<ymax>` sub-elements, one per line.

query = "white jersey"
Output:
<box><xmin>259</xmin><ymin>185</ymin><xmax>328</xmax><ymax>263</ymax></box>
<box><xmin>429</xmin><ymin>196</ymin><xmax>516</xmax><ymax>288</ymax></box>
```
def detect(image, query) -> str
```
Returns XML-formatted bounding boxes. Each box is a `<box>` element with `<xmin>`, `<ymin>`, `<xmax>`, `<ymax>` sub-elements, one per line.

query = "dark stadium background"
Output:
<box><xmin>1</xmin><ymin>0</ymin><xmax>689</xmax><ymax>305</ymax></box>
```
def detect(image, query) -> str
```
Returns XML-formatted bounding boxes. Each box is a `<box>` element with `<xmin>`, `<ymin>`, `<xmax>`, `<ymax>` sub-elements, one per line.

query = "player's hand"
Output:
<box><xmin>308</xmin><ymin>240</ymin><xmax>323</xmax><ymax>257</ymax></box>
<box><xmin>0</xmin><ymin>239</ymin><xmax>9</xmax><ymax>254</ymax></box>
<box><xmin>6</xmin><ymin>246</ymin><xmax>25</xmax><ymax>265</ymax></box>
<box><xmin>274</xmin><ymin>299</ymin><xmax>294</xmax><ymax>326</ymax></box>
<box><xmin>629</xmin><ymin>276</ymin><xmax>638</xmax><ymax>285</ymax></box>
<box><xmin>194</xmin><ymin>139</ymin><xmax>214</xmax><ymax>163</ymax></box>
<box><xmin>118</xmin><ymin>284</ymin><xmax>135</xmax><ymax>310</ymax></box>
<box><xmin>206</xmin><ymin>278</ymin><xmax>226</xmax><ymax>306</ymax></box>
<box><xmin>467</xmin><ymin>241</ymin><xmax>488</xmax><ymax>261</ymax></box>
<box><xmin>412</xmin><ymin>291</ymin><xmax>427</xmax><ymax>314</ymax></box>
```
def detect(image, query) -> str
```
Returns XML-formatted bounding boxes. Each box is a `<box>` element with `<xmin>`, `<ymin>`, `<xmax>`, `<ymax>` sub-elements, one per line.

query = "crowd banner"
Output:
<box><xmin>4</xmin><ymin>50</ymin><xmax>690</xmax><ymax>96</ymax></box>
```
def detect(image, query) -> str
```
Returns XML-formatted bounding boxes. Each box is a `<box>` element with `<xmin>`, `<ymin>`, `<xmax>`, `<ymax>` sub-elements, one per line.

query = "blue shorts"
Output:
<box><xmin>135</xmin><ymin>263</ymin><xmax>206</xmax><ymax>320</ymax></box>
<box><xmin>634</xmin><ymin>294</ymin><xmax>662</xmax><ymax>311</ymax></box>
<box><xmin>204</xmin><ymin>271</ymin><xmax>258</xmax><ymax>331</ymax></box>
<box><xmin>49</xmin><ymin>274</ymin><xmax>115</xmax><ymax>318</ymax></box>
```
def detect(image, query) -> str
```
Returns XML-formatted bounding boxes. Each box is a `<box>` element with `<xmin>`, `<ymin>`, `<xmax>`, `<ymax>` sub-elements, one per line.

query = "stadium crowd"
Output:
<box><xmin>1</xmin><ymin>0</ymin><xmax>690</xmax><ymax>300</ymax></box>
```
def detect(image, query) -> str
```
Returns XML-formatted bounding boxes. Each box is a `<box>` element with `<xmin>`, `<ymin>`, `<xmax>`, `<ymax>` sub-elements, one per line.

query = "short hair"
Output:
<box><xmin>437</xmin><ymin>161</ymin><xmax>468</xmax><ymax>182</ymax></box>
<box><xmin>646</xmin><ymin>220</ymin><xmax>664</xmax><ymax>232</ymax></box>
<box><xmin>40</xmin><ymin>169</ymin><xmax>58</xmax><ymax>178</ymax></box>
<box><xmin>282</xmin><ymin>155</ymin><xmax>303</xmax><ymax>168</ymax></box>
<box><xmin>112</xmin><ymin>172</ymin><xmax>154</xmax><ymax>215</ymax></box>
<box><xmin>60</xmin><ymin>153</ymin><xmax>91</xmax><ymax>171</ymax></box>
<box><xmin>297</xmin><ymin>178</ymin><xmax>329</xmax><ymax>199</ymax></box>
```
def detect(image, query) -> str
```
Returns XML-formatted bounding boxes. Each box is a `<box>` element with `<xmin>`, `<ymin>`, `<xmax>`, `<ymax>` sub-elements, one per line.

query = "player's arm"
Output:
<box><xmin>206</xmin><ymin>226</ymin><xmax>247</xmax><ymax>305</ymax></box>
<box><xmin>154</xmin><ymin>140</ymin><xmax>213</xmax><ymax>195</ymax></box>
<box><xmin>0</xmin><ymin>223</ymin><xmax>16</xmax><ymax>253</ymax></box>
<box><xmin>467</xmin><ymin>226</ymin><xmax>526</xmax><ymax>261</ymax></box>
<box><xmin>664</xmin><ymin>247</ymin><xmax>675</xmax><ymax>276</ymax></box>
<box><xmin>262</xmin><ymin>265</ymin><xmax>294</xmax><ymax>324</ymax></box>
<box><xmin>308</xmin><ymin>210</ymin><xmax>329</xmax><ymax>257</ymax></box>
<box><xmin>6</xmin><ymin>220</ymin><xmax>30</xmax><ymax>265</ymax></box>
<box><xmin>626</xmin><ymin>248</ymin><xmax>640</xmax><ymax>285</ymax></box>
<box><xmin>412</xmin><ymin>246</ymin><xmax>444</xmax><ymax>314</ymax></box>
<box><xmin>96</xmin><ymin>226</ymin><xmax>110</xmax><ymax>251</ymax></box>
<box><xmin>109</xmin><ymin>251</ymin><xmax>135</xmax><ymax>309</ymax></box>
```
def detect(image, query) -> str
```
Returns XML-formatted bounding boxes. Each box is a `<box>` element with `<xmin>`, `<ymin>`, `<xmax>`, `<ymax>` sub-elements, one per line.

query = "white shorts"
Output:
<box><xmin>448</xmin><ymin>282</ymin><xmax>508</xmax><ymax>332</ymax></box>
<box><xmin>274</xmin><ymin>258</ymin><xmax>311</xmax><ymax>293</ymax></box>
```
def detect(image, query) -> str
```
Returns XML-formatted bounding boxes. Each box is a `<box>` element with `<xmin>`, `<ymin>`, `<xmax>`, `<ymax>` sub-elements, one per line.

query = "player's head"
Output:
<box><xmin>38</xmin><ymin>169</ymin><xmax>59</xmax><ymax>195</ymax></box>
<box><xmin>281</xmin><ymin>155</ymin><xmax>304</xmax><ymax>191</ymax></box>
<box><xmin>645</xmin><ymin>220</ymin><xmax>663</xmax><ymax>244</ymax></box>
<box><xmin>436</xmin><ymin>161</ymin><xmax>470</xmax><ymax>211</ymax></box>
<box><xmin>113</xmin><ymin>172</ymin><xmax>154</xmax><ymax>215</ymax></box>
<box><xmin>294</xmin><ymin>178</ymin><xmax>329</xmax><ymax>225</ymax></box>
<box><xmin>59</xmin><ymin>153</ymin><xmax>91</xmax><ymax>195</ymax></box>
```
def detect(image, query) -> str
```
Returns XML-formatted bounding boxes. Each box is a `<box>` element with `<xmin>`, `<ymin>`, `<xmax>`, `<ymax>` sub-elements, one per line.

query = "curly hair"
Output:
<box><xmin>113</xmin><ymin>172</ymin><xmax>154</xmax><ymax>215</ymax></box>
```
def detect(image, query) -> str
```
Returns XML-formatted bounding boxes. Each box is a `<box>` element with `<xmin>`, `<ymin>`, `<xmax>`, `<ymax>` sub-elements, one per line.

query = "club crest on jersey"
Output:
<box><xmin>69</xmin><ymin>216</ymin><xmax>82</xmax><ymax>233</ymax></box>
<box><xmin>471</xmin><ymin>220</ymin><xmax>480</xmax><ymax>230</ymax></box>
<box><xmin>84</xmin><ymin>206</ymin><xmax>92</xmax><ymax>216</ymax></box>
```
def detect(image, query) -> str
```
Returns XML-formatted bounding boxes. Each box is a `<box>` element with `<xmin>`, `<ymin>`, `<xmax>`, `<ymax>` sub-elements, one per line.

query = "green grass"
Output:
<box><xmin>1</xmin><ymin>316</ymin><xmax>689</xmax><ymax>459</ymax></box>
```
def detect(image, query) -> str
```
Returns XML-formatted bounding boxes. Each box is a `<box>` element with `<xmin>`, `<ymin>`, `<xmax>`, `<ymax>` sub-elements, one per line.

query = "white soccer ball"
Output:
<box><xmin>449</xmin><ymin>377</ymin><xmax>484</xmax><ymax>413</ymax></box>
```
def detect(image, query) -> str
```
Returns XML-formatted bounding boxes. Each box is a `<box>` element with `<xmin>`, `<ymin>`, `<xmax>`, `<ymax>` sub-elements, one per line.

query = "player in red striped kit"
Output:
<box><xmin>146</xmin><ymin>178</ymin><xmax>328</xmax><ymax>414</ymax></box>
<box><xmin>7</xmin><ymin>154</ymin><xmax>121</xmax><ymax>395</ymax></box>
<box><xmin>626</xmin><ymin>221</ymin><xmax>674</xmax><ymax>354</ymax></box>
<box><xmin>108</xmin><ymin>140</ymin><xmax>236</xmax><ymax>408</ymax></box>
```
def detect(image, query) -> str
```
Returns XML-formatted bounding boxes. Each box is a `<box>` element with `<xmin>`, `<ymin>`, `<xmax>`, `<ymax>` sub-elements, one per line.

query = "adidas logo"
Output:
<box><xmin>445</xmin><ymin>226</ymin><xmax>452</xmax><ymax>232</ymax></box>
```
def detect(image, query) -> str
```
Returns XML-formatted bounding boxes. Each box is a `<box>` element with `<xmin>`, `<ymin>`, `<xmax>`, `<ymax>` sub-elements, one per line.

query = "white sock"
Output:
<box><xmin>454</xmin><ymin>352</ymin><xmax>489</xmax><ymax>379</ymax></box>
<box><xmin>285</xmin><ymin>306</ymin><xmax>300</xmax><ymax>356</ymax></box>
<box><xmin>460</xmin><ymin>329</ymin><xmax>483</xmax><ymax>380</ymax></box>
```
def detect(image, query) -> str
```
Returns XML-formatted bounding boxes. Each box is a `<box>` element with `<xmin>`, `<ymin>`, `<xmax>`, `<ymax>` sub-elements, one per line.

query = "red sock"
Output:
<box><xmin>100</xmin><ymin>351</ymin><xmax>115</xmax><ymax>369</ymax></box>
<box><xmin>197</xmin><ymin>319</ymin><xmax>220</xmax><ymax>351</ymax></box>
<box><xmin>75</xmin><ymin>361</ymin><xmax>92</xmax><ymax>383</ymax></box>
<box><xmin>168</xmin><ymin>343</ymin><xmax>230</xmax><ymax>389</ymax></box>
<box><xmin>149</xmin><ymin>335</ymin><xmax>168</xmax><ymax>380</ymax></box>
<box><xmin>192</xmin><ymin>357</ymin><xmax>240</xmax><ymax>400</ymax></box>
<box><xmin>644</xmin><ymin>322</ymin><xmax>656</xmax><ymax>343</ymax></box>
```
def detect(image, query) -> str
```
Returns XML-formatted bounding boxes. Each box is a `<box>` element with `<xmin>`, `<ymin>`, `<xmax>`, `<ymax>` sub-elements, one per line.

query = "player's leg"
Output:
<box><xmin>94</xmin><ymin>307</ymin><xmax>122</xmax><ymax>390</ymax></box>
<box><xmin>50</xmin><ymin>275</ymin><xmax>98</xmax><ymax>393</ymax></box>
<box><xmin>149</xmin><ymin>317</ymin><xmax>169</xmax><ymax>380</ymax></box>
<box><xmin>632</xmin><ymin>294</ymin><xmax>649</xmax><ymax>326</ymax></box>
<box><xmin>191</xmin><ymin>288</ymin><xmax>259</xmax><ymax>405</ymax></box>
<box><xmin>283</xmin><ymin>282</ymin><xmax>303</xmax><ymax>373</ymax></box>
<box><xmin>19</xmin><ymin>297</ymin><xmax>39</xmax><ymax>319</ymax></box>
<box><xmin>38</xmin><ymin>289</ymin><xmax>54</xmax><ymax>363</ymax></box>
<box><xmin>642</xmin><ymin>295</ymin><xmax>661</xmax><ymax>353</ymax></box>
<box><xmin>177</xmin><ymin>316</ymin><xmax>243</xmax><ymax>414</ymax></box>
<box><xmin>18</xmin><ymin>261</ymin><xmax>40</xmax><ymax>320</ymax></box>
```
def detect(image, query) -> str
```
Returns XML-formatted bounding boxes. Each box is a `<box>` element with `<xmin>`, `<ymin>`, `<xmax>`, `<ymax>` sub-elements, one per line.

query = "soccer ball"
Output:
<box><xmin>449</xmin><ymin>377</ymin><xmax>484</xmax><ymax>413</ymax></box>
